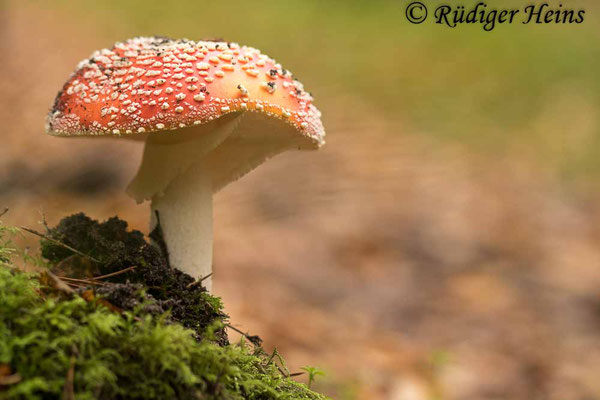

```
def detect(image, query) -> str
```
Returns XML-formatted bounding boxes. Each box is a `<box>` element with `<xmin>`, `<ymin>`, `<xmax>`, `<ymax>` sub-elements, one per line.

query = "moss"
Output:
<box><xmin>0</xmin><ymin>216</ymin><xmax>327</xmax><ymax>400</ymax></box>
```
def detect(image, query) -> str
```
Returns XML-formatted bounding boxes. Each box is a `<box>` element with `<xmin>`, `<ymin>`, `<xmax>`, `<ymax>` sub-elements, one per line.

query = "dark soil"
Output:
<box><xmin>41</xmin><ymin>213</ymin><xmax>228</xmax><ymax>345</ymax></box>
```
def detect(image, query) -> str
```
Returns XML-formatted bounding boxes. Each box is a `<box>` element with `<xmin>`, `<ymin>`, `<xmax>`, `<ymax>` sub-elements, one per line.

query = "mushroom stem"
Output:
<box><xmin>150</xmin><ymin>159</ymin><xmax>214</xmax><ymax>291</ymax></box>
<box><xmin>127</xmin><ymin>115</ymin><xmax>243</xmax><ymax>292</ymax></box>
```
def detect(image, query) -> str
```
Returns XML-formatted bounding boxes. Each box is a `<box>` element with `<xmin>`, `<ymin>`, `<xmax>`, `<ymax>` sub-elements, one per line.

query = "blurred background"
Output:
<box><xmin>2</xmin><ymin>0</ymin><xmax>600</xmax><ymax>399</ymax></box>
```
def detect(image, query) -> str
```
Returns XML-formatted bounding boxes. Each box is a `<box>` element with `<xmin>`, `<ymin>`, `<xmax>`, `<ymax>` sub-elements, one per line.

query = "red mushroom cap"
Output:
<box><xmin>46</xmin><ymin>37</ymin><xmax>324</xmax><ymax>147</ymax></box>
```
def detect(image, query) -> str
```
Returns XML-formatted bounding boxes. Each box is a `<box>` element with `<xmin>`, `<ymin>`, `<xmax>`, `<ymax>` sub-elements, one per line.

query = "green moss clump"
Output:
<box><xmin>0</xmin><ymin>216</ymin><xmax>327</xmax><ymax>400</ymax></box>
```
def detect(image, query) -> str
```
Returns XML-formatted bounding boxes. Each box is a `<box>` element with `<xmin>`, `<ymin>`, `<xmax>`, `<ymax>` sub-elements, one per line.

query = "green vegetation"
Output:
<box><xmin>0</xmin><ymin>215</ymin><xmax>326</xmax><ymax>400</ymax></box>
<box><xmin>300</xmin><ymin>366</ymin><xmax>325</xmax><ymax>389</ymax></box>
<box><xmin>0</xmin><ymin>225</ymin><xmax>18</xmax><ymax>267</ymax></box>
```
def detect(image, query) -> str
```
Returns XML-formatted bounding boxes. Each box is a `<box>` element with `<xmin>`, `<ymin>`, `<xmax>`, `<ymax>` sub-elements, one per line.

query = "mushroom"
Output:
<box><xmin>46</xmin><ymin>37</ymin><xmax>325</xmax><ymax>291</ymax></box>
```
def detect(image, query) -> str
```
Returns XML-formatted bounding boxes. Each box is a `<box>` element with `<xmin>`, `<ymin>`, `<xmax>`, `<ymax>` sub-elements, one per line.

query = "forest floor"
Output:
<box><xmin>2</xmin><ymin>3</ymin><xmax>600</xmax><ymax>399</ymax></box>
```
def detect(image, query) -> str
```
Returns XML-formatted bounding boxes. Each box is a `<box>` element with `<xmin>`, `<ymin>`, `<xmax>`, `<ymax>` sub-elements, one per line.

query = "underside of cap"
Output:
<box><xmin>205</xmin><ymin>112</ymin><xmax>310</xmax><ymax>191</ymax></box>
<box><xmin>45</xmin><ymin>37</ymin><xmax>325</xmax><ymax>146</ymax></box>
<box><xmin>127</xmin><ymin>110</ymin><xmax>315</xmax><ymax>202</ymax></box>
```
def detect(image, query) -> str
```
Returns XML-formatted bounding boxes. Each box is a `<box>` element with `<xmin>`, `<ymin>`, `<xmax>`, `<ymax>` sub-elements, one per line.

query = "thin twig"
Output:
<box><xmin>62</xmin><ymin>280</ymin><xmax>88</xmax><ymax>288</ymax></box>
<box><xmin>21</xmin><ymin>227</ymin><xmax>101</xmax><ymax>264</ymax></box>
<box><xmin>59</xmin><ymin>276</ymin><xmax>105</xmax><ymax>286</ymax></box>
<box><xmin>275</xmin><ymin>364</ymin><xmax>288</xmax><ymax>377</ymax></box>
<box><xmin>0</xmin><ymin>208</ymin><xmax>8</xmax><ymax>218</ymax></box>
<box><xmin>93</xmin><ymin>266</ymin><xmax>136</xmax><ymax>280</ymax></box>
<box><xmin>64</xmin><ymin>281</ymin><xmax>89</xmax><ymax>289</ymax></box>
<box><xmin>59</xmin><ymin>267</ymin><xmax>136</xmax><ymax>287</ymax></box>
<box><xmin>187</xmin><ymin>272</ymin><xmax>213</xmax><ymax>289</ymax></box>
<box><xmin>289</xmin><ymin>372</ymin><xmax>305</xmax><ymax>377</ymax></box>
<box><xmin>225</xmin><ymin>323</ymin><xmax>263</xmax><ymax>346</ymax></box>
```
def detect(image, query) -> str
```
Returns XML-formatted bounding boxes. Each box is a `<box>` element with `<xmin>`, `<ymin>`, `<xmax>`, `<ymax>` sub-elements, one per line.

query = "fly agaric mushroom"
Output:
<box><xmin>46</xmin><ymin>37</ymin><xmax>325</xmax><ymax>291</ymax></box>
